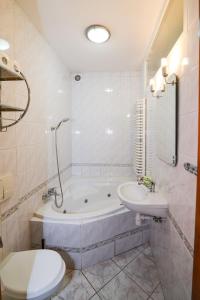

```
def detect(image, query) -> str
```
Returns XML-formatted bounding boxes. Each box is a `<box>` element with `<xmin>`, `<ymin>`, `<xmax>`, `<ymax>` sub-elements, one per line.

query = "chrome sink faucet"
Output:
<box><xmin>137</xmin><ymin>176</ymin><xmax>155</xmax><ymax>192</ymax></box>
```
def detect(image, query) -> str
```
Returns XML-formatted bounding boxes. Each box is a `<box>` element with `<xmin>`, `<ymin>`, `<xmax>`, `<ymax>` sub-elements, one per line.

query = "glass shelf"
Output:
<box><xmin>0</xmin><ymin>104</ymin><xmax>24</xmax><ymax>112</ymax></box>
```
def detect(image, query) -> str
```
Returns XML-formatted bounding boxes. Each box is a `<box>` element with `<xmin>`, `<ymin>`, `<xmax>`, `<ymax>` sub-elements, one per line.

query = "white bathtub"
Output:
<box><xmin>31</xmin><ymin>177</ymin><xmax>150</xmax><ymax>268</ymax></box>
<box><xmin>35</xmin><ymin>177</ymin><xmax>132</xmax><ymax>221</ymax></box>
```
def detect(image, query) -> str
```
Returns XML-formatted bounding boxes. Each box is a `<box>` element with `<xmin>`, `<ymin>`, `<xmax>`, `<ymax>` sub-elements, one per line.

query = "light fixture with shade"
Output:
<box><xmin>160</xmin><ymin>57</ymin><xmax>176</xmax><ymax>86</ymax></box>
<box><xmin>149</xmin><ymin>77</ymin><xmax>164</xmax><ymax>99</ymax></box>
<box><xmin>0</xmin><ymin>39</ymin><xmax>10</xmax><ymax>51</ymax></box>
<box><xmin>149</xmin><ymin>78</ymin><xmax>156</xmax><ymax>93</ymax></box>
<box><xmin>86</xmin><ymin>25</ymin><xmax>110</xmax><ymax>44</ymax></box>
<box><xmin>161</xmin><ymin>57</ymin><xmax>168</xmax><ymax>77</ymax></box>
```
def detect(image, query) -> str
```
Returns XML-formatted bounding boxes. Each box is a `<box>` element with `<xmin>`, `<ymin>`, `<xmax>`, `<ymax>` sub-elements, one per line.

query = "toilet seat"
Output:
<box><xmin>0</xmin><ymin>250</ymin><xmax>66</xmax><ymax>300</ymax></box>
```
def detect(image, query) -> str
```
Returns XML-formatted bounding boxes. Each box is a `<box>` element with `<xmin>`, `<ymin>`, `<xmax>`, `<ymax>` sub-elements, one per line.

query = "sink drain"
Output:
<box><xmin>84</xmin><ymin>199</ymin><xmax>88</xmax><ymax>203</ymax></box>
<box><xmin>107</xmin><ymin>193</ymin><xmax>111</xmax><ymax>197</ymax></box>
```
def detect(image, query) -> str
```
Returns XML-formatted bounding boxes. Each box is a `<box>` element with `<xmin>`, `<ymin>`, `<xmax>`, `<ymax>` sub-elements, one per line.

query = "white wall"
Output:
<box><xmin>147</xmin><ymin>0</ymin><xmax>199</xmax><ymax>298</ymax></box>
<box><xmin>71</xmin><ymin>72</ymin><xmax>143</xmax><ymax>177</ymax></box>
<box><xmin>0</xmin><ymin>0</ymin><xmax>71</xmax><ymax>258</ymax></box>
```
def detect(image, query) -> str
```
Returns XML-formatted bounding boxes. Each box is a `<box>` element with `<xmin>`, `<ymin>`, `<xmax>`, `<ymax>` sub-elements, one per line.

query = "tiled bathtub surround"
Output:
<box><xmin>72</xmin><ymin>163</ymin><xmax>134</xmax><ymax>177</ymax></box>
<box><xmin>30</xmin><ymin>210</ymin><xmax>150</xmax><ymax>269</ymax></box>
<box><xmin>0</xmin><ymin>0</ymin><xmax>71</xmax><ymax>261</ymax></box>
<box><xmin>72</xmin><ymin>72</ymin><xmax>143</xmax><ymax>177</ymax></box>
<box><xmin>147</xmin><ymin>0</ymin><xmax>199</xmax><ymax>299</ymax></box>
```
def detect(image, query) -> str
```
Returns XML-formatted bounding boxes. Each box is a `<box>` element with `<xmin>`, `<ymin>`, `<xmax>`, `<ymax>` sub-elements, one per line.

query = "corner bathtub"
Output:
<box><xmin>31</xmin><ymin>177</ymin><xmax>150</xmax><ymax>269</ymax></box>
<box><xmin>35</xmin><ymin>177</ymin><xmax>130</xmax><ymax>221</ymax></box>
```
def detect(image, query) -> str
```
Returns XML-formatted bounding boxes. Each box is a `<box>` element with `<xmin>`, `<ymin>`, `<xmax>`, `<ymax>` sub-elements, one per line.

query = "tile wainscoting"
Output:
<box><xmin>150</xmin><ymin>213</ymin><xmax>193</xmax><ymax>300</ymax></box>
<box><xmin>72</xmin><ymin>163</ymin><xmax>135</xmax><ymax>178</ymax></box>
<box><xmin>31</xmin><ymin>211</ymin><xmax>150</xmax><ymax>269</ymax></box>
<box><xmin>0</xmin><ymin>165</ymin><xmax>71</xmax><ymax>260</ymax></box>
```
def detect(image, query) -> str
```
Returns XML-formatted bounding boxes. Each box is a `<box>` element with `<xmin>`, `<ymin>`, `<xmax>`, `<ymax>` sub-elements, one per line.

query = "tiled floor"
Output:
<box><xmin>52</xmin><ymin>244</ymin><xmax>164</xmax><ymax>300</ymax></box>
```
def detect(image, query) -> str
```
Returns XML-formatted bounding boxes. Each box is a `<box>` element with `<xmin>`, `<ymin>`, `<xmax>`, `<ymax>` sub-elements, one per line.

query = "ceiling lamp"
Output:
<box><xmin>85</xmin><ymin>25</ymin><xmax>110</xmax><ymax>44</ymax></box>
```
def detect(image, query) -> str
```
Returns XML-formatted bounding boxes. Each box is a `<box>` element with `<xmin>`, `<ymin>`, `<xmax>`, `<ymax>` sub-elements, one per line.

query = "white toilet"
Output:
<box><xmin>0</xmin><ymin>249</ymin><xmax>66</xmax><ymax>300</ymax></box>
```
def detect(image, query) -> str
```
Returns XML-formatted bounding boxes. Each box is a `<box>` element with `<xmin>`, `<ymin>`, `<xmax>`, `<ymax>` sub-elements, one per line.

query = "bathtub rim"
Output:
<box><xmin>35</xmin><ymin>176</ymin><xmax>134</xmax><ymax>222</ymax></box>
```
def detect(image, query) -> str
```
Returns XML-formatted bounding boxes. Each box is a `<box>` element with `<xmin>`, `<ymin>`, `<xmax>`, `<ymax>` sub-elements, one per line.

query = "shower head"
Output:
<box><xmin>51</xmin><ymin>118</ymin><xmax>70</xmax><ymax>131</ymax></box>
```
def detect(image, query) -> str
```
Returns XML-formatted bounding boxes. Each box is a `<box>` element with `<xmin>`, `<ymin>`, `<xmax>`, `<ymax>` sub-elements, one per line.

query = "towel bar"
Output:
<box><xmin>184</xmin><ymin>162</ymin><xmax>198</xmax><ymax>176</ymax></box>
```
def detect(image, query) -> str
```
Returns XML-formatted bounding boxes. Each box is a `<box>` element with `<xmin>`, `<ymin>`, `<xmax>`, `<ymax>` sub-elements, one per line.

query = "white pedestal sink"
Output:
<box><xmin>117</xmin><ymin>181</ymin><xmax>168</xmax><ymax>218</ymax></box>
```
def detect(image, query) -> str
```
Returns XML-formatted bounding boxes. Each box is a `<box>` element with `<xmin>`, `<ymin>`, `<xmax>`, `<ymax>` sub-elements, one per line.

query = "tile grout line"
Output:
<box><xmin>86</xmin><ymin>268</ymin><xmax>123</xmax><ymax>296</ymax></box>
<box><xmin>81</xmin><ymin>270</ymin><xmax>99</xmax><ymax>297</ymax></box>
<box><xmin>120</xmin><ymin>268</ymin><xmax>151</xmax><ymax>298</ymax></box>
<box><xmin>147</xmin><ymin>281</ymin><xmax>161</xmax><ymax>300</ymax></box>
<box><xmin>111</xmin><ymin>247</ymin><xmax>142</xmax><ymax>270</ymax></box>
<box><xmin>96</xmin><ymin>246</ymin><xmax>150</xmax><ymax>298</ymax></box>
<box><xmin>168</xmin><ymin>211</ymin><xmax>194</xmax><ymax>257</ymax></box>
<box><xmin>1</xmin><ymin>165</ymin><xmax>71</xmax><ymax>221</ymax></box>
<box><xmin>45</xmin><ymin>228</ymin><xmax>149</xmax><ymax>255</ymax></box>
<box><xmin>55</xmin><ymin>245</ymin><xmax>159</xmax><ymax>300</ymax></box>
<box><xmin>117</xmin><ymin>246</ymin><xmax>159</xmax><ymax>297</ymax></box>
<box><xmin>111</xmin><ymin>243</ymin><xmax>150</xmax><ymax>270</ymax></box>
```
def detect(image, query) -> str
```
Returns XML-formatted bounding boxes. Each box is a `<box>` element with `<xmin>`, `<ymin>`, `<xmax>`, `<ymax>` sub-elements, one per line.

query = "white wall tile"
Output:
<box><xmin>148</xmin><ymin>0</ymin><xmax>198</xmax><ymax>298</ymax></box>
<box><xmin>72</xmin><ymin>72</ymin><xmax>142</xmax><ymax>176</ymax></box>
<box><xmin>0</xmin><ymin>0</ymin><xmax>72</xmax><ymax>257</ymax></box>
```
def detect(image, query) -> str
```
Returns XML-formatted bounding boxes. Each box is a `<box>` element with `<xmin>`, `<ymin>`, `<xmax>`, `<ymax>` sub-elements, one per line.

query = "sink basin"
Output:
<box><xmin>117</xmin><ymin>181</ymin><xmax>168</xmax><ymax>217</ymax></box>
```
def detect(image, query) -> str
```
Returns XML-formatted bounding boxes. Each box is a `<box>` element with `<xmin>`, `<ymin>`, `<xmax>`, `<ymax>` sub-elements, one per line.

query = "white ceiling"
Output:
<box><xmin>16</xmin><ymin>0</ymin><xmax>167</xmax><ymax>72</ymax></box>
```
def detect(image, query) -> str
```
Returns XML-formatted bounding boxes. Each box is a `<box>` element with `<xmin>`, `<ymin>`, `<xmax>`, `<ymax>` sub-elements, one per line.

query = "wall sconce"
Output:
<box><xmin>161</xmin><ymin>58</ymin><xmax>168</xmax><ymax>78</ymax></box>
<box><xmin>149</xmin><ymin>78</ymin><xmax>155</xmax><ymax>93</ymax></box>
<box><xmin>149</xmin><ymin>78</ymin><xmax>164</xmax><ymax>98</ymax></box>
<box><xmin>149</xmin><ymin>58</ymin><xmax>176</xmax><ymax>98</ymax></box>
<box><xmin>161</xmin><ymin>57</ymin><xmax>176</xmax><ymax>86</ymax></box>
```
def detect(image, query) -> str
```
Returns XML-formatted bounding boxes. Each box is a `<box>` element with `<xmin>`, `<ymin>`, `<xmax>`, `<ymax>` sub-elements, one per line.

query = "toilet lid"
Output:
<box><xmin>0</xmin><ymin>250</ymin><xmax>65</xmax><ymax>299</ymax></box>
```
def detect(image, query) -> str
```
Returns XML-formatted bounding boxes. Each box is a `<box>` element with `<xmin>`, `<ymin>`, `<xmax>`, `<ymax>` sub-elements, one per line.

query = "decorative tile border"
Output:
<box><xmin>1</xmin><ymin>164</ymin><xmax>72</xmax><ymax>221</ymax></box>
<box><xmin>72</xmin><ymin>163</ymin><xmax>132</xmax><ymax>167</ymax></box>
<box><xmin>168</xmin><ymin>211</ymin><xmax>194</xmax><ymax>257</ymax></box>
<box><xmin>44</xmin><ymin>224</ymin><xmax>149</xmax><ymax>254</ymax></box>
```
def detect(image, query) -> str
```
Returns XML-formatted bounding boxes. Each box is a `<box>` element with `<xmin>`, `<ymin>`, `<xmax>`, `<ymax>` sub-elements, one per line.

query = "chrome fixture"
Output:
<box><xmin>161</xmin><ymin>58</ymin><xmax>168</xmax><ymax>78</ymax></box>
<box><xmin>51</xmin><ymin>118</ymin><xmax>70</xmax><ymax>131</ymax></box>
<box><xmin>51</xmin><ymin>118</ymin><xmax>70</xmax><ymax>208</ymax></box>
<box><xmin>161</xmin><ymin>58</ymin><xmax>177</xmax><ymax>86</ymax></box>
<box><xmin>42</xmin><ymin>187</ymin><xmax>60</xmax><ymax>202</ymax></box>
<box><xmin>149</xmin><ymin>58</ymin><xmax>177</xmax><ymax>98</ymax></box>
<box><xmin>184</xmin><ymin>162</ymin><xmax>198</xmax><ymax>176</ymax></box>
<box><xmin>85</xmin><ymin>25</ymin><xmax>110</xmax><ymax>44</ymax></box>
<box><xmin>137</xmin><ymin>176</ymin><xmax>155</xmax><ymax>192</ymax></box>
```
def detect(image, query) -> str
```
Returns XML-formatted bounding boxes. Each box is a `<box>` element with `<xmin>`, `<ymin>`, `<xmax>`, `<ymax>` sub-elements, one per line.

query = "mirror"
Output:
<box><xmin>155</xmin><ymin>74</ymin><xmax>177</xmax><ymax>166</ymax></box>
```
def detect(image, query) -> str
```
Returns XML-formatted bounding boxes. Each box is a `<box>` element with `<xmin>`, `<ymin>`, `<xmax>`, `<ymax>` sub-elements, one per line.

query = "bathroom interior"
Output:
<box><xmin>0</xmin><ymin>0</ymin><xmax>199</xmax><ymax>299</ymax></box>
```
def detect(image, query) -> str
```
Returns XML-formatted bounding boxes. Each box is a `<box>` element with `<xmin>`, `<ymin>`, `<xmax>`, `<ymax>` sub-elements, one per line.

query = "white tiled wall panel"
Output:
<box><xmin>148</xmin><ymin>1</ymin><xmax>199</xmax><ymax>299</ymax></box>
<box><xmin>0</xmin><ymin>0</ymin><xmax>72</xmax><ymax>260</ymax></box>
<box><xmin>71</xmin><ymin>72</ymin><xmax>142</xmax><ymax>176</ymax></box>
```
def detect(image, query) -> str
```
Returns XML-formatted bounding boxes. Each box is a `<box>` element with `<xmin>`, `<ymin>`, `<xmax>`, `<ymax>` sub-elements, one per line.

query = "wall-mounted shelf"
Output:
<box><xmin>0</xmin><ymin>104</ymin><xmax>25</xmax><ymax>112</ymax></box>
<box><xmin>0</xmin><ymin>53</ymin><xmax>31</xmax><ymax>132</ymax></box>
<box><xmin>0</xmin><ymin>55</ymin><xmax>23</xmax><ymax>81</ymax></box>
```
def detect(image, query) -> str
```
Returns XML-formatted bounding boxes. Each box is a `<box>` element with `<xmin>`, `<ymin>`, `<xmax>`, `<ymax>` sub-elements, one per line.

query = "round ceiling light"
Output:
<box><xmin>86</xmin><ymin>25</ymin><xmax>110</xmax><ymax>44</ymax></box>
<box><xmin>0</xmin><ymin>38</ymin><xmax>10</xmax><ymax>50</ymax></box>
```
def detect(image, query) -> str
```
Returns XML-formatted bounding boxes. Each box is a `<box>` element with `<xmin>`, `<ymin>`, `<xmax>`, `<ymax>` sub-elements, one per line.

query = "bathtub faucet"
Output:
<box><xmin>137</xmin><ymin>176</ymin><xmax>155</xmax><ymax>193</ymax></box>
<box><xmin>42</xmin><ymin>187</ymin><xmax>60</xmax><ymax>202</ymax></box>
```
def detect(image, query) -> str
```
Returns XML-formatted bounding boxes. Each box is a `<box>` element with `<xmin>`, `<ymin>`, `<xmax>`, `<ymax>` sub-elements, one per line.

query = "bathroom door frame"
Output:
<box><xmin>192</xmin><ymin>2</ymin><xmax>200</xmax><ymax>297</ymax></box>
